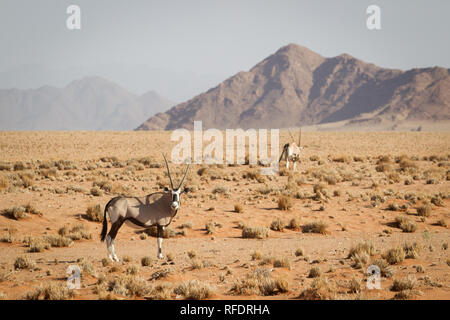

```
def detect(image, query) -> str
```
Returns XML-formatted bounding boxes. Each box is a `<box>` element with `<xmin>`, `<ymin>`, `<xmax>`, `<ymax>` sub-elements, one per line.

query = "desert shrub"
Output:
<box><xmin>393</xmin><ymin>290</ymin><xmax>415</xmax><ymax>300</ymax></box>
<box><xmin>93</xmin><ymin>180</ymin><xmax>113</xmax><ymax>193</ymax></box>
<box><xmin>144</xmin><ymin>226</ymin><xmax>176</xmax><ymax>238</ymax></box>
<box><xmin>295</xmin><ymin>248</ymin><xmax>304</xmax><ymax>257</ymax></box>
<box><xmin>44</xmin><ymin>235</ymin><xmax>73</xmax><ymax>247</ymax></box>
<box><xmin>308</xmin><ymin>267</ymin><xmax>321</xmax><ymax>278</ymax></box>
<box><xmin>101</xmin><ymin>258</ymin><xmax>111</xmax><ymax>267</ymax></box>
<box><xmin>90</xmin><ymin>187</ymin><xmax>103</xmax><ymax>197</ymax></box>
<box><xmin>187</xmin><ymin>250</ymin><xmax>197</xmax><ymax>259</ymax></box>
<box><xmin>391</xmin><ymin>277</ymin><xmax>416</xmax><ymax>292</ymax></box>
<box><xmin>375</xmin><ymin>164</ymin><xmax>391</xmax><ymax>172</ymax></box>
<box><xmin>174</xmin><ymin>280</ymin><xmax>214</xmax><ymax>300</ymax></box>
<box><xmin>431</xmin><ymin>196</ymin><xmax>444</xmax><ymax>207</ymax></box>
<box><xmin>13</xmin><ymin>162</ymin><xmax>25</xmax><ymax>171</ymax></box>
<box><xmin>100</xmin><ymin>275</ymin><xmax>150</xmax><ymax>297</ymax></box>
<box><xmin>2</xmin><ymin>206</ymin><xmax>27</xmax><ymax>220</ymax></box>
<box><xmin>251</xmin><ymin>251</ymin><xmax>263</xmax><ymax>260</ymax></box>
<box><xmin>394</xmin><ymin>216</ymin><xmax>417</xmax><ymax>233</ymax></box>
<box><xmin>28</xmin><ymin>238</ymin><xmax>51</xmax><ymax>252</ymax></box>
<box><xmin>348</xmin><ymin>278</ymin><xmax>361</xmax><ymax>294</ymax></box>
<box><xmin>277</xmin><ymin>196</ymin><xmax>292</xmax><ymax>210</ymax></box>
<box><xmin>348</xmin><ymin>242</ymin><xmax>375</xmax><ymax>259</ymax></box>
<box><xmin>384</xmin><ymin>247</ymin><xmax>405</xmax><ymax>265</ymax></box>
<box><xmin>126</xmin><ymin>265</ymin><xmax>140</xmax><ymax>276</ymax></box>
<box><xmin>212</xmin><ymin>186</ymin><xmax>229</xmax><ymax>194</ymax></box>
<box><xmin>387</xmin><ymin>203</ymin><xmax>400</xmax><ymax>211</ymax></box>
<box><xmin>147</xmin><ymin>283</ymin><xmax>172</xmax><ymax>300</ymax></box>
<box><xmin>25</xmin><ymin>282</ymin><xmax>75</xmax><ymax>300</ymax></box>
<box><xmin>417</xmin><ymin>204</ymin><xmax>431</xmax><ymax>217</ymax></box>
<box><xmin>14</xmin><ymin>256</ymin><xmax>36</xmax><ymax>270</ymax></box>
<box><xmin>403</xmin><ymin>242</ymin><xmax>420</xmax><ymax>259</ymax></box>
<box><xmin>234</xmin><ymin>203</ymin><xmax>243</xmax><ymax>213</ymax></box>
<box><xmin>288</xmin><ymin>218</ymin><xmax>301</xmax><ymax>230</ymax></box>
<box><xmin>205</xmin><ymin>222</ymin><xmax>216</xmax><ymax>234</ymax></box>
<box><xmin>270</xmin><ymin>218</ymin><xmax>284</xmax><ymax>231</ymax></box>
<box><xmin>299</xmin><ymin>277</ymin><xmax>335</xmax><ymax>300</ymax></box>
<box><xmin>302</xmin><ymin>221</ymin><xmax>328</xmax><ymax>234</ymax></box>
<box><xmin>332</xmin><ymin>155</ymin><xmax>350</xmax><ymax>163</ymax></box>
<box><xmin>242</xmin><ymin>226</ymin><xmax>269</xmax><ymax>239</ymax></box>
<box><xmin>86</xmin><ymin>204</ymin><xmax>103</xmax><ymax>222</ymax></box>
<box><xmin>273</xmin><ymin>257</ymin><xmax>290</xmax><ymax>268</ymax></box>
<box><xmin>141</xmin><ymin>256</ymin><xmax>153</xmax><ymax>267</ymax></box>
<box><xmin>190</xmin><ymin>258</ymin><xmax>204</xmax><ymax>270</ymax></box>
<box><xmin>230</xmin><ymin>269</ymin><xmax>288</xmax><ymax>296</ymax></box>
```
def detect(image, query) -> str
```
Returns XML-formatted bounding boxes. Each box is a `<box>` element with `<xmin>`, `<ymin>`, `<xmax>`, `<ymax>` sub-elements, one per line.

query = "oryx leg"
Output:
<box><xmin>293</xmin><ymin>161</ymin><xmax>297</xmax><ymax>171</ymax></box>
<box><xmin>286</xmin><ymin>158</ymin><xmax>289</xmax><ymax>169</ymax></box>
<box><xmin>157</xmin><ymin>225</ymin><xmax>164</xmax><ymax>259</ymax></box>
<box><xmin>106</xmin><ymin>219</ymin><xmax>124</xmax><ymax>262</ymax></box>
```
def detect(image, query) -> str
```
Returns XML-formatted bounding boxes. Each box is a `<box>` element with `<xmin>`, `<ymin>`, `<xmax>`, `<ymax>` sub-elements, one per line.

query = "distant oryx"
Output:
<box><xmin>279</xmin><ymin>128</ymin><xmax>303</xmax><ymax>171</ymax></box>
<box><xmin>101</xmin><ymin>155</ymin><xmax>190</xmax><ymax>261</ymax></box>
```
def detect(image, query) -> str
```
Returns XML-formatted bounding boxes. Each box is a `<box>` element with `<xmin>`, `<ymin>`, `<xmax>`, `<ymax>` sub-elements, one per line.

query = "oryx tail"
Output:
<box><xmin>101</xmin><ymin>197</ymin><xmax>117</xmax><ymax>242</ymax></box>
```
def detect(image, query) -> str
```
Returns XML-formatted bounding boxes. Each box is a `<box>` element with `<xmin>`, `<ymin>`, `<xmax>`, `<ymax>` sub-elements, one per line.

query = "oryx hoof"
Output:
<box><xmin>158</xmin><ymin>253</ymin><xmax>164</xmax><ymax>259</ymax></box>
<box><xmin>112</xmin><ymin>254</ymin><xmax>120</xmax><ymax>262</ymax></box>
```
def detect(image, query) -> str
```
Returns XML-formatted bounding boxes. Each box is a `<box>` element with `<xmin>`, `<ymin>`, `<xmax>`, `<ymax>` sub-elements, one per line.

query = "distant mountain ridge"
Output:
<box><xmin>0</xmin><ymin>76</ymin><xmax>174</xmax><ymax>130</ymax></box>
<box><xmin>137</xmin><ymin>44</ymin><xmax>450</xmax><ymax>130</ymax></box>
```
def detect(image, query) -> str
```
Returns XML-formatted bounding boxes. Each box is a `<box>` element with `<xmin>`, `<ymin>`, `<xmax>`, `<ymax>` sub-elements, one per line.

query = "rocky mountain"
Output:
<box><xmin>137</xmin><ymin>44</ymin><xmax>450</xmax><ymax>130</ymax></box>
<box><xmin>0</xmin><ymin>77</ymin><xmax>174</xmax><ymax>130</ymax></box>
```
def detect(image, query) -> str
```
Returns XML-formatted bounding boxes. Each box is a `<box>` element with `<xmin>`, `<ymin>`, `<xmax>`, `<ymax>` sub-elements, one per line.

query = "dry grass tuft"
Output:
<box><xmin>277</xmin><ymin>196</ymin><xmax>292</xmax><ymax>210</ymax></box>
<box><xmin>270</xmin><ymin>218</ymin><xmax>284</xmax><ymax>231</ymax></box>
<box><xmin>242</xmin><ymin>226</ymin><xmax>269</xmax><ymax>239</ymax></box>
<box><xmin>308</xmin><ymin>267</ymin><xmax>322</xmax><ymax>278</ymax></box>
<box><xmin>86</xmin><ymin>204</ymin><xmax>103</xmax><ymax>222</ymax></box>
<box><xmin>25</xmin><ymin>282</ymin><xmax>75</xmax><ymax>300</ymax></box>
<box><xmin>302</xmin><ymin>221</ymin><xmax>328</xmax><ymax>234</ymax></box>
<box><xmin>174</xmin><ymin>280</ymin><xmax>214</xmax><ymax>300</ymax></box>
<box><xmin>403</xmin><ymin>242</ymin><xmax>420</xmax><ymax>259</ymax></box>
<box><xmin>417</xmin><ymin>204</ymin><xmax>432</xmax><ymax>217</ymax></box>
<box><xmin>273</xmin><ymin>256</ymin><xmax>290</xmax><ymax>268</ymax></box>
<box><xmin>299</xmin><ymin>277</ymin><xmax>335</xmax><ymax>300</ymax></box>
<box><xmin>14</xmin><ymin>256</ymin><xmax>36</xmax><ymax>270</ymax></box>
<box><xmin>230</xmin><ymin>269</ymin><xmax>289</xmax><ymax>296</ymax></box>
<box><xmin>394</xmin><ymin>216</ymin><xmax>417</xmax><ymax>233</ymax></box>
<box><xmin>141</xmin><ymin>256</ymin><xmax>153</xmax><ymax>267</ymax></box>
<box><xmin>391</xmin><ymin>277</ymin><xmax>416</xmax><ymax>292</ymax></box>
<box><xmin>384</xmin><ymin>247</ymin><xmax>405</xmax><ymax>265</ymax></box>
<box><xmin>234</xmin><ymin>203</ymin><xmax>244</xmax><ymax>213</ymax></box>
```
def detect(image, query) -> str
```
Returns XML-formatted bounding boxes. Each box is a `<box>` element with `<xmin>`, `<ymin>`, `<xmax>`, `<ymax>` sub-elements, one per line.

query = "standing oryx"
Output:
<box><xmin>100</xmin><ymin>154</ymin><xmax>190</xmax><ymax>262</ymax></box>
<box><xmin>279</xmin><ymin>128</ymin><xmax>303</xmax><ymax>171</ymax></box>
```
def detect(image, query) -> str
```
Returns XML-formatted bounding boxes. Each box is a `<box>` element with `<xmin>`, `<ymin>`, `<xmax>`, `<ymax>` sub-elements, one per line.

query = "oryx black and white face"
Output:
<box><xmin>164</xmin><ymin>187</ymin><xmax>183</xmax><ymax>210</ymax></box>
<box><xmin>162</xmin><ymin>154</ymin><xmax>190</xmax><ymax>211</ymax></box>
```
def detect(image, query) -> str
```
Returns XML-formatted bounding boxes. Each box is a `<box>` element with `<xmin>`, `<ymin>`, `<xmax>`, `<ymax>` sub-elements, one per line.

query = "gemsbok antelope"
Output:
<box><xmin>100</xmin><ymin>155</ymin><xmax>190</xmax><ymax>261</ymax></box>
<box><xmin>279</xmin><ymin>128</ymin><xmax>303</xmax><ymax>171</ymax></box>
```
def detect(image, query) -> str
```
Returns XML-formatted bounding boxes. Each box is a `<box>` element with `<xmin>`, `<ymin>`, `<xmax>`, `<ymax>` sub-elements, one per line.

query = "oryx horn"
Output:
<box><xmin>177</xmin><ymin>163</ymin><xmax>190</xmax><ymax>189</ymax></box>
<box><xmin>298</xmin><ymin>128</ymin><xmax>302</xmax><ymax>146</ymax></box>
<box><xmin>162</xmin><ymin>153</ymin><xmax>174</xmax><ymax>189</ymax></box>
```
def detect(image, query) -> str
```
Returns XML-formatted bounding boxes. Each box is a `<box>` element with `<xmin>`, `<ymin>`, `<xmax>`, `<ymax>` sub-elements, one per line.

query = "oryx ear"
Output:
<box><xmin>164</xmin><ymin>187</ymin><xmax>170</xmax><ymax>192</ymax></box>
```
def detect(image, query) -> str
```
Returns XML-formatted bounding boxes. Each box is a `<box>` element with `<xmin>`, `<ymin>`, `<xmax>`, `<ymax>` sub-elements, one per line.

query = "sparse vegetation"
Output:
<box><xmin>86</xmin><ymin>204</ymin><xmax>103</xmax><ymax>222</ymax></box>
<box><xmin>384</xmin><ymin>247</ymin><xmax>405</xmax><ymax>265</ymax></box>
<box><xmin>174</xmin><ymin>280</ymin><xmax>214</xmax><ymax>300</ymax></box>
<box><xmin>242</xmin><ymin>226</ymin><xmax>269</xmax><ymax>239</ymax></box>
<box><xmin>299</xmin><ymin>277</ymin><xmax>335</xmax><ymax>300</ymax></box>
<box><xmin>277</xmin><ymin>196</ymin><xmax>292</xmax><ymax>210</ymax></box>
<box><xmin>302</xmin><ymin>221</ymin><xmax>328</xmax><ymax>234</ymax></box>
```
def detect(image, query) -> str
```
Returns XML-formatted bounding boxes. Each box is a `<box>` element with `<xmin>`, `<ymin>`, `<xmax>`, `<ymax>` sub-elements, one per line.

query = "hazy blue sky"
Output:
<box><xmin>0</xmin><ymin>0</ymin><xmax>449</xmax><ymax>95</ymax></box>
